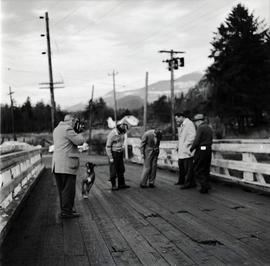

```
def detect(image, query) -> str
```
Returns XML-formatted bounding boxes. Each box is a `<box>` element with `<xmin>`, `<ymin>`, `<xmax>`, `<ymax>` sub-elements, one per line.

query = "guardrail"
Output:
<box><xmin>0</xmin><ymin>148</ymin><xmax>45</xmax><ymax>243</ymax></box>
<box><xmin>126</xmin><ymin>138</ymin><xmax>270</xmax><ymax>192</ymax></box>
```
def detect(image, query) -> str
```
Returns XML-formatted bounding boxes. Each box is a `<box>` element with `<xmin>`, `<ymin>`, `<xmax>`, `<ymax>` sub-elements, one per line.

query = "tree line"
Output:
<box><xmin>1</xmin><ymin>4</ymin><xmax>270</xmax><ymax>136</ymax></box>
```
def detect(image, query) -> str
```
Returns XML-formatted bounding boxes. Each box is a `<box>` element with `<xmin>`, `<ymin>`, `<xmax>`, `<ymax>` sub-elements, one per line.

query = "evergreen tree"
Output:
<box><xmin>206</xmin><ymin>4</ymin><xmax>270</xmax><ymax>130</ymax></box>
<box><xmin>151</xmin><ymin>95</ymin><xmax>170</xmax><ymax>123</ymax></box>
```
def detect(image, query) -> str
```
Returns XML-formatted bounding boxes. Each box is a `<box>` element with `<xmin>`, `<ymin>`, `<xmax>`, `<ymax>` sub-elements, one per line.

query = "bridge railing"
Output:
<box><xmin>126</xmin><ymin>138</ymin><xmax>270</xmax><ymax>192</ymax></box>
<box><xmin>0</xmin><ymin>148</ymin><xmax>44</xmax><ymax>242</ymax></box>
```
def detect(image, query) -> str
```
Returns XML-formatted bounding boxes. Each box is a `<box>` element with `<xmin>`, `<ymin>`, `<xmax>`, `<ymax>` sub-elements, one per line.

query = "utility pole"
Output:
<box><xmin>108</xmin><ymin>70</ymin><xmax>118</xmax><ymax>126</ymax></box>
<box><xmin>88</xmin><ymin>85</ymin><xmax>94</xmax><ymax>154</ymax></box>
<box><xmin>8</xmin><ymin>86</ymin><xmax>16</xmax><ymax>140</ymax></box>
<box><xmin>143</xmin><ymin>71</ymin><xmax>149</xmax><ymax>132</ymax></box>
<box><xmin>159</xmin><ymin>49</ymin><xmax>185</xmax><ymax>140</ymax></box>
<box><xmin>40</xmin><ymin>12</ymin><xmax>56</xmax><ymax>132</ymax></box>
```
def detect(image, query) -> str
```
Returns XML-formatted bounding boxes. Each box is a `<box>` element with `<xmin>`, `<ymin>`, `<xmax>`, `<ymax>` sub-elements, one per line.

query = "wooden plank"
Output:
<box><xmin>91</xmin><ymin>180</ymin><xmax>170</xmax><ymax>266</ymax></box>
<box><xmin>0</xmin><ymin>148</ymin><xmax>41</xmax><ymax>171</ymax></box>
<box><xmin>141</xmin><ymin>176</ymin><xmax>270</xmax><ymax>264</ymax></box>
<box><xmin>93</xmin><ymin>168</ymin><xmax>223</xmax><ymax>265</ymax></box>
<box><xmin>212</xmin><ymin>158</ymin><xmax>270</xmax><ymax>176</ymax></box>
<box><xmin>63</xmin><ymin>219</ymin><xmax>85</xmax><ymax>256</ymax></box>
<box><xmin>121</xmin><ymin>163</ymin><xmax>268</xmax><ymax>265</ymax></box>
<box><xmin>85</xmin><ymin>196</ymin><xmax>142</xmax><ymax>265</ymax></box>
<box><xmin>65</xmin><ymin>255</ymin><xmax>90</xmax><ymax>266</ymax></box>
<box><xmin>75</xmin><ymin>192</ymin><xmax>116</xmax><ymax>266</ymax></box>
<box><xmin>94</xmin><ymin>181</ymin><xmax>195</xmax><ymax>266</ymax></box>
<box><xmin>118</xmin><ymin>188</ymin><xmax>225</xmax><ymax>265</ymax></box>
<box><xmin>0</xmin><ymin>159</ymin><xmax>42</xmax><ymax>203</ymax></box>
<box><xmin>212</xmin><ymin>143</ymin><xmax>270</xmax><ymax>153</ymax></box>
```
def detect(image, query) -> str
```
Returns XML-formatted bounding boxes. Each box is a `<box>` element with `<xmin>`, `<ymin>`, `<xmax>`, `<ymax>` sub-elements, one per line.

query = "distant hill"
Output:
<box><xmin>64</xmin><ymin>102</ymin><xmax>88</xmax><ymax>112</ymax></box>
<box><xmin>65</xmin><ymin>71</ymin><xmax>203</xmax><ymax>112</ymax></box>
<box><xmin>117</xmin><ymin>95</ymin><xmax>144</xmax><ymax>110</ymax></box>
<box><xmin>103</xmin><ymin>71</ymin><xmax>203</xmax><ymax>107</ymax></box>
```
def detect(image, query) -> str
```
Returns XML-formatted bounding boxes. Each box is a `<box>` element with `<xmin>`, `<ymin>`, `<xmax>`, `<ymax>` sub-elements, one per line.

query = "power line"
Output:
<box><xmin>127</xmin><ymin>1</ymin><xmax>236</xmax><ymax>57</ymax></box>
<box><xmin>74</xmin><ymin>1</ymin><xmax>125</xmax><ymax>35</ymax></box>
<box><xmin>108</xmin><ymin>70</ymin><xmax>118</xmax><ymax>125</ymax></box>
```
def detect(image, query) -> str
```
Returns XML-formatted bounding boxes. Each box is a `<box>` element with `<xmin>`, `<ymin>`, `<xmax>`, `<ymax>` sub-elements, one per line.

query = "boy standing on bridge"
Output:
<box><xmin>52</xmin><ymin>114</ymin><xmax>87</xmax><ymax>218</ymax></box>
<box><xmin>106</xmin><ymin>121</ymin><xmax>130</xmax><ymax>191</ymax></box>
<box><xmin>190</xmin><ymin>114</ymin><xmax>213</xmax><ymax>194</ymax></box>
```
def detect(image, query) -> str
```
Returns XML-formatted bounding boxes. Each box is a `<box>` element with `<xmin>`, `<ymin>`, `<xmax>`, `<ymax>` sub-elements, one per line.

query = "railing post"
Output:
<box><xmin>242</xmin><ymin>152</ymin><xmax>266</xmax><ymax>184</ymax></box>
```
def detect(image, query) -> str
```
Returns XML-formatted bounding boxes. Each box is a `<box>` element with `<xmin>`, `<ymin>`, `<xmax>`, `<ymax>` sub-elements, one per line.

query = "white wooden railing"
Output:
<box><xmin>0</xmin><ymin>148</ymin><xmax>44</xmax><ymax>242</ymax></box>
<box><xmin>126</xmin><ymin>138</ymin><xmax>270</xmax><ymax>192</ymax></box>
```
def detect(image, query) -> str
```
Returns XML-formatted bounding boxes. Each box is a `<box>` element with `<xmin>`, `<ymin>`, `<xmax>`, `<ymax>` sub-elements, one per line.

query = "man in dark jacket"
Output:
<box><xmin>190</xmin><ymin>114</ymin><xmax>213</xmax><ymax>194</ymax></box>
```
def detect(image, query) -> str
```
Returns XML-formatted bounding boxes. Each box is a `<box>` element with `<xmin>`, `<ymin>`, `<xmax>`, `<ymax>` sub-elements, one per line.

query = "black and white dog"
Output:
<box><xmin>82</xmin><ymin>162</ymin><xmax>96</xmax><ymax>199</ymax></box>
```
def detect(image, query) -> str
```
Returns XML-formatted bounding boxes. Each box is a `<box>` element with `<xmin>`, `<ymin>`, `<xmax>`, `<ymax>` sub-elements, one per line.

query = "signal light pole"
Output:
<box><xmin>108</xmin><ymin>70</ymin><xmax>118</xmax><ymax>126</ymax></box>
<box><xmin>159</xmin><ymin>49</ymin><xmax>185</xmax><ymax>140</ymax></box>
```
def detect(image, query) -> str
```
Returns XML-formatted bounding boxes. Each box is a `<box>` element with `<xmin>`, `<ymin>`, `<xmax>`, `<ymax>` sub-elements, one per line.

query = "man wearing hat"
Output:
<box><xmin>52</xmin><ymin>114</ymin><xmax>87</xmax><ymax>218</ymax></box>
<box><xmin>140</xmin><ymin>129</ymin><xmax>163</xmax><ymax>188</ymax></box>
<box><xmin>190</xmin><ymin>114</ymin><xmax>213</xmax><ymax>194</ymax></box>
<box><xmin>106</xmin><ymin>121</ymin><xmax>130</xmax><ymax>191</ymax></box>
<box><xmin>175</xmin><ymin>112</ymin><xmax>196</xmax><ymax>189</ymax></box>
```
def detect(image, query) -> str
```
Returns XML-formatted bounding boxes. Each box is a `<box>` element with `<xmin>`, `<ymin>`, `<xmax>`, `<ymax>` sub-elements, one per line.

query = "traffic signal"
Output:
<box><xmin>168</xmin><ymin>60</ymin><xmax>173</xmax><ymax>71</ymax></box>
<box><xmin>179</xmin><ymin>57</ymin><xmax>184</xmax><ymax>67</ymax></box>
<box><xmin>173</xmin><ymin>58</ymin><xmax>178</xmax><ymax>70</ymax></box>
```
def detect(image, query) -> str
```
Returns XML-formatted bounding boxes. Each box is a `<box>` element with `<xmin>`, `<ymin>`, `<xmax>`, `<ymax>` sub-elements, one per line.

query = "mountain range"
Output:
<box><xmin>65</xmin><ymin>71</ymin><xmax>203</xmax><ymax>112</ymax></box>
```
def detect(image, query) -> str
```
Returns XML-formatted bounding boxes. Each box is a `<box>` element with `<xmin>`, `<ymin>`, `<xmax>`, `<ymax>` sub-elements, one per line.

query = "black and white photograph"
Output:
<box><xmin>1</xmin><ymin>0</ymin><xmax>270</xmax><ymax>265</ymax></box>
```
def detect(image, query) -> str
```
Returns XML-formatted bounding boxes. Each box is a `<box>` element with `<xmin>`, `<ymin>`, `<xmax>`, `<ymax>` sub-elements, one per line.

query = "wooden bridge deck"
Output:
<box><xmin>1</xmin><ymin>154</ymin><xmax>270</xmax><ymax>266</ymax></box>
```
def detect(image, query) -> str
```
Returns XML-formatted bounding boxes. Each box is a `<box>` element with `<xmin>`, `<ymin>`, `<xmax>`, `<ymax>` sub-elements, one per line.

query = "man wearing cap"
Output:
<box><xmin>52</xmin><ymin>114</ymin><xmax>87</xmax><ymax>218</ymax></box>
<box><xmin>191</xmin><ymin>114</ymin><xmax>213</xmax><ymax>194</ymax></box>
<box><xmin>106</xmin><ymin>121</ymin><xmax>130</xmax><ymax>191</ymax></box>
<box><xmin>140</xmin><ymin>129</ymin><xmax>163</xmax><ymax>188</ymax></box>
<box><xmin>175</xmin><ymin>112</ymin><xmax>196</xmax><ymax>189</ymax></box>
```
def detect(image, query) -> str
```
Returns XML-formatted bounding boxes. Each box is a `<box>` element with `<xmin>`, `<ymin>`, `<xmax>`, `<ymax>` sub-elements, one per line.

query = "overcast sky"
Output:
<box><xmin>1</xmin><ymin>0</ymin><xmax>269</xmax><ymax>108</ymax></box>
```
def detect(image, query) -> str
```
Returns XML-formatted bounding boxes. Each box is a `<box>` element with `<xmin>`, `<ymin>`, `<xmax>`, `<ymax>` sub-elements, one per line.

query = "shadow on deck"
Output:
<box><xmin>1</xmin><ymin>154</ymin><xmax>270</xmax><ymax>266</ymax></box>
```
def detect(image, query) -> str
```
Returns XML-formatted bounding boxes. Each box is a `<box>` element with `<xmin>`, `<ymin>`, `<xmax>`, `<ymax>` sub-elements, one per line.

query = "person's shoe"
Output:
<box><xmin>199</xmin><ymin>187</ymin><xmax>209</xmax><ymax>194</ymax></box>
<box><xmin>149</xmin><ymin>184</ymin><xmax>155</xmax><ymax>188</ymax></box>
<box><xmin>59</xmin><ymin>212</ymin><xmax>80</xmax><ymax>219</ymax></box>
<box><xmin>118</xmin><ymin>184</ymin><xmax>130</xmax><ymax>189</ymax></box>
<box><xmin>83</xmin><ymin>194</ymin><xmax>88</xmax><ymax>199</ymax></box>
<box><xmin>180</xmin><ymin>184</ymin><xmax>196</xmax><ymax>189</ymax></box>
<box><xmin>71</xmin><ymin>211</ymin><xmax>81</xmax><ymax>217</ymax></box>
<box><xmin>112</xmin><ymin>185</ymin><xmax>118</xmax><ymax>191</ymax></box>
<box><xmin>140</xmin><ymin>184</ymin><xmax>148</xmax><ymax>188</ymax></box>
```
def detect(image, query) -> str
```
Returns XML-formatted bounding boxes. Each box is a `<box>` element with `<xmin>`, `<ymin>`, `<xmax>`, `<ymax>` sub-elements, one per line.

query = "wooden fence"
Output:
<box><xmin>0</xmin><ymin>148</ymin><xmax>44</xmax><ymax>242</ymax></box>
<box><xmin>126</xmin><ymin>138</ymin><xmax>270</xmax><ymax>192</ymax></box>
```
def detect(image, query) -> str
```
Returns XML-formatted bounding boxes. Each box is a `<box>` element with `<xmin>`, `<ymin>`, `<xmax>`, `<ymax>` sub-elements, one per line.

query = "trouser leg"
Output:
<box><xmin>178</xmin><ymin>159</ymin><xmax>185</xmax><ymax>184</ymax></box>
<box><xmin>149</xmin><ymin>153</ymin><xmax>158</xmax><ymax>185</ymax></box>
<box><xmin>183</xmin><ymin>157</ymin><xmax>195</xmax><ymax>186</ymax></box>
<box><xmin>109</xmin><ymin>160</ymin><xmax>117</xmax><ymax>187</ymax></box>
<box><xmin>194</xmin><ymin>149</ymin><xmax>212</xmax><ymax>189</ymax></box>
<box><xmin>54</xmin><ymin>173</ymin><xmax>64</xmax><ymax>211</ymax></box>
<box><xmin>55</xmin><ymin>173</ymin><xmax>76</xmax><ymax>213</ymax></box>
<box><xmin>112</xmin><ymin>151</ymin><xmax>126</xmax><ymax>187</ymax></box>
<box><xmin>140</xmin><ymin>152</ymin><xmax>152</xmax><ymax>186</ymax></box>
<box><xmin>62</xmin><ymin>174</ymin><xmax>76</xmax><ymax>213</ymax></box>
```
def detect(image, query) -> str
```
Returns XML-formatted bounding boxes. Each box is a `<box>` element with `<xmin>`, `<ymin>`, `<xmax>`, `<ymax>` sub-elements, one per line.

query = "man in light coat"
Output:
<box><xmin>52</xmin><ymin>114</ymin><xmax>86</xmax><ymax>218</ymax></box>
<box><xmin>175</xmin><ymin>112</ymin><xmax>196</xmax><ymax>189</ymax></box>
<box><xmin>140</xmin><ymin>129</ymin><xmax>162</xmax><ymax>188</ymax></box>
